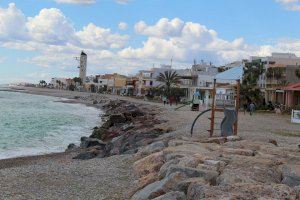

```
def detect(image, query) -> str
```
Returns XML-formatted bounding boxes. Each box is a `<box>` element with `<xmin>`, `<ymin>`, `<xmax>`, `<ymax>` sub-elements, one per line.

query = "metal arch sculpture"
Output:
<box><xmin>220</xmin><ymin>108</ymin><xmax>237</xmax><ymax>137</ymax></box>
<box><xmin>190</xmin><ymin>109</ymin><xmax>212</xmax><ymax>136</ymax></box>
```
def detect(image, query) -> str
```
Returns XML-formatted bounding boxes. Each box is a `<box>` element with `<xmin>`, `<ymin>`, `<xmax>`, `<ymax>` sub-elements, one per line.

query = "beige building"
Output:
<box><xmin>252</xmin><ymin>53</ymin><xmax>300</xmax><ymax>103</ymax></box>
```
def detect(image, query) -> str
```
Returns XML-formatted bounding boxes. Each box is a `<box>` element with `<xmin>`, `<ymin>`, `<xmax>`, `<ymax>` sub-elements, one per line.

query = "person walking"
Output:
<box><xmin>162</xmin><ymin>96</ymin><xmax>167</xmax><ymax>106</ymax></box>
<box><xmin>249</xmin><ymin>102</ymin><xmax>255</xmax><ymax>116</ymax></box>
<box><xmin>243</xmin><ymin>102</ymin><xmax>248</xmax><ymax>115</ymax></box>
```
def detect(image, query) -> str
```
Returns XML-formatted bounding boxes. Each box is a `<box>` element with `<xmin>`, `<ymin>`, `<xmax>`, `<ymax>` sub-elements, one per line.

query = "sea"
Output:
<box><xmin>0</xmin><ymin>85</ymin><xmax>100</xmax><ymax>159</ymax></box>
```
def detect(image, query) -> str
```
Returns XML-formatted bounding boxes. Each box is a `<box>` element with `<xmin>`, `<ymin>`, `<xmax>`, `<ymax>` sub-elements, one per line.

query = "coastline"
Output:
<box><xmin>0</xmin><ymin>86</ymin><xmax>106</xmax><ymax>163</ymax></box>
<box><xmin>1</xmin><ymin>86</ymin><xmax>299</xmax><ymax>199</ymax></box>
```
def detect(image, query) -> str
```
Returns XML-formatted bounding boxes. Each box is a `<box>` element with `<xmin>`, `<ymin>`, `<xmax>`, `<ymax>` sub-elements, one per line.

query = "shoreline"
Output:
<box><xmin>0</xmin><ymin>87</ymin><xmax>106</xmax><ymax>163</ymax></box>
<box><xmin>1</xmin><ymin>86</ymin><xmax>300</xmax><ymax>199</ymax></box>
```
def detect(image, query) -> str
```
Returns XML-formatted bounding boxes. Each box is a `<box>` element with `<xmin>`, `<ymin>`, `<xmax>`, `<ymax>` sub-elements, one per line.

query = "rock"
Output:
<box><xmin>178</xmin><ymin>177</ymin><xmax>207</xmax><ymax>194</ymax></box>
<box><xmin>90</xmin><ymin>128</ymin><xmax>108</xmax><ymax>140</ymax></box>
<box><xmin>73</xmin><ymin>151</ymin><xmax>97</xmax><ymax>160</ymax></box>
<box><xmin>66</xmin><ymin>143</ymin><xmax>78</xmax><ymax>151</ymax></box>
<box><xmin>221</xmin><ymin>148</ymin><xmax>256</xmax><ymax>156</ymax></box>
<box><xmin>101</xmin><ymin>121</ymin><xmax>112</xmax><ymax>129</ymax></box>
<box><xmin>282</xmin><ymin>165</ymin><xmax>300</xmax><ymax>187</ymax></box>
<box><xmin>201</xmin><ymin>137</ymin><xmax>226</xmax><ymax>144</ymax></box>
<box><xmin>133</xmin><ymin>151</ymin><xmax>165</xmax><ymax>177</ymax></box>
<box><xmin>109</xmin><ymin>114</ymin><xmax>127</xmax><ymax>124</ymax></box>
<box><xmin>130</xmin><ymin>172</ymin><xmax>159</xmax><ymax>197</ymax></box>
<box><xmin>195</xmin><ymin>183</ymin><xmax>297</xmax><ymax>199</ymax></box>
<box><xmin>186</xmin><ymin>182</ymin><xmax>206</xmax><ymax>200</ymax></box>
<box><xmin>197</xmin><ymin>164</ymin><xmax>218</xmax><ymax>172</ymax></box>
<box><xmin>131</xmin><ymin>172</ymin><xmax>187</xmax><ymax>200</ymax></box>
<box><xmin>226</xmin><ymin>135</ymin><xmax>242</xmax><ymax>142</ymax></box>
<box><xmin>295</xmin><ymin>186</ymin><xmax>300</xmax><ymax>199</ymax></box>
<box><xmin>168</xmin><ymin>140</ymin><xmax>185</xmax><ymax>147</ymax></box>
<box><xmin>203</xmin><ymin>160</ymin><xmax>226</xmax><ymax>172</ymax></box>
<box><xmin>269</xmin><ymin>139</ymin><xmax>278</xmax><ymax>146</ymax></box>
<box><xmin>92</xmin><ymin>100</ymin><xmax>98</xmax><ymax>104</ymax></box>
<box><xmin>165</xmin><ymin>166</ymin><xmax>218</xmax><ymax>185</ymax></box>
<box><xmin>216</xmin><ymin>156</ymin><xmax>282</xmax><ymax>186</ymax></box>
<box><xmin>138</xmin><ymin>141</ymin><xmax>167</xmax><ymax>156</ymax></box>
<box><xmin>124</xmin><ymin>104</ymin><xmax>144</xmax><ymax>119</ymax></box>
<box><xmin>159</xmin><ymin>159</ymin><xmax>180</xmax><ymax>179</ymax></box>
<box><xmin>105</xmin><ymin>135</ymin><xmax>125</xmax><ymax>155</ymax></box>
<box><xmin>153</xmin><ymin>191</ymin><xmax>186</xmax><ymax>200</ymax></box>
<box><xmin>178</xmin><ymin>156</ymin><xmax>203</xmax><ymax>168</ymax></box>
<box><xmin>80</xmin><ymin>137</ymin><xmax>106</xmax><ymax>149</ymax></box>
<box><xmin>122</xmin><ymin>123</ymin><xmax>134</xmax><ymax>131</ymax></box>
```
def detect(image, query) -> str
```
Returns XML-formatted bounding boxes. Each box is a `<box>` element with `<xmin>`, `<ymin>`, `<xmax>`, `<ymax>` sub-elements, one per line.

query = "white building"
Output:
<box><xmin>50</xmin><ymin>78</ymin><xmax>68</xmax><ymax>89</ymax></box>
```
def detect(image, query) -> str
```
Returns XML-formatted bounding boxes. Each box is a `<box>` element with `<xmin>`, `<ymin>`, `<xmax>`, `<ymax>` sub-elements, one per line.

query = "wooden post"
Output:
<box><xmin>210</xmin><ymin>79</ymin><xmax>216</xmax><ymax>137</ymax></box>
<box><xmin>234</xmin><ymin>79</ymin><xmax>240</xmax><ymax>135</ymax></box>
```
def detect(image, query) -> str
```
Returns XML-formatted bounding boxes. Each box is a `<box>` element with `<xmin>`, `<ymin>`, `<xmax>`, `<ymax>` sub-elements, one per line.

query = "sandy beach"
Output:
<box><xmin>1</xmin><ymin>86</ymin><xmax>300</xmax><ymax>199</ymax></box>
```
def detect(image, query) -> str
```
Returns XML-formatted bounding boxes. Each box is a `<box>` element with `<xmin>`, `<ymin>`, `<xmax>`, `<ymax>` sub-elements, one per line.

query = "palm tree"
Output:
<box><xmin>39</xmin><ymin>80</ymin><xmax>46</xmax><ymax>87</ymax></box>
<box><xmin>156</xmin><ymin>71</ymin><xmax>180</xmax><ymax>98</ymax></box>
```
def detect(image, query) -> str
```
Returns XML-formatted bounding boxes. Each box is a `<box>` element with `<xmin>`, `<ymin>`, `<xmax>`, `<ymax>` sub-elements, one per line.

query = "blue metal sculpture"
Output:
<box><xmin>220</xmin><ymin>108</ymin><xmax>237</xmax><ymax>136</ymax></box>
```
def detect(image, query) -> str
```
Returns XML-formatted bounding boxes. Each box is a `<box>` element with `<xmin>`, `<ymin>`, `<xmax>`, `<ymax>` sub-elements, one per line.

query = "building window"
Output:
<box><xmin>150</xmin><ymin>81</ymin><xmax>153</xmax><ymax>86</ymax></box>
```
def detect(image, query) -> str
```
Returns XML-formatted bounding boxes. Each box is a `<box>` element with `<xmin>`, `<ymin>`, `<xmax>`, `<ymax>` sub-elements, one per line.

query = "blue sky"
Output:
<box><xmin>1</xmin><ymin>0</ymin><xmax>300</xmax><ymax>83</ymax></box>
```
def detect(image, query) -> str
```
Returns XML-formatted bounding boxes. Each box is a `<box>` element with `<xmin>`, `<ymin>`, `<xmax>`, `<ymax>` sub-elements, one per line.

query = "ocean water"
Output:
<box><xmin>0</xmin><ymin>89</ymin><xmax>100</xmax><ymax>159</ymax></box>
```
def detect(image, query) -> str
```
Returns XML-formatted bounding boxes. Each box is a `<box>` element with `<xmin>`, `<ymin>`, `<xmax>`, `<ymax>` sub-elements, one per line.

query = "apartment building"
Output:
<box><xmin>252</xmin><ymin>53</ymin><xmax>300</xmax><ymax>104</ymax></box>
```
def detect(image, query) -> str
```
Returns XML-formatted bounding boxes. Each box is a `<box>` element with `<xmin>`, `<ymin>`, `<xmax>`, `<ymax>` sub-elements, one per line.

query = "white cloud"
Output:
<box><xmin>0</xmin><ymin>4</ymin><xmax>129</xmax><ymax>50</ymax></box>
<box><xmin>54</xmin><ymin>0</ymin><xmax>96</xmax><ymax>4</ymax></box>
<box><xmin>123</xmin><ymin>18</ymin><xmax>249</xmax><ymax>64</ymax></box>
<box><xmin>135</xmin><ymin>18</ymin><xmax>184</xmax><ymax>38</ymax></box>
<box><xmin>0</xmin><ymin>3</ymin><xmax>27</xmax><ymax>41</ymax></box>
<box><xmin>276</xmin><ymin>0</ymin><xmax>300</xmax><ymax>10</ymax></box>
<box><xmin>76</xmin><ymin>23</ymin><xmax>129</xmax><ymax>49</ymax></box>
<box><xmin>118</xmin><ymin>22</ymin><xmax>128</xmax><ymax>30</ymax></box>
<box><xmin>26</xmin><ymin>8</ymin><xmax>76</xmax><ymax>45</ymax></box>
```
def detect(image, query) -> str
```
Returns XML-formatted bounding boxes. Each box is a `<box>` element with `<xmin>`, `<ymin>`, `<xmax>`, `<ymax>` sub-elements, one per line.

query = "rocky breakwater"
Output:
<box><xmin>68</xmin><ymin>100</ymin><xmax>172</xmax><ymax>160</ymax></box>
<box><xmin>129</xmin><ymin>135</ymin><xmax>300</xmax><ymax>200</ymax></box>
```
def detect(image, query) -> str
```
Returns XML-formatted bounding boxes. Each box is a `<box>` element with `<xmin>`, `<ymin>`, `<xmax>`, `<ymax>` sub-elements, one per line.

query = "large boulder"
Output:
<box><xmin>165</xmin><ymin>166</ymin><xmax>218</xmax><ymax>185</ymax></box>
<box><xmin>90</xmin><ymin>128</ymin><xmax>108</xmax><ymax>140</ymax></box>
<box><xmin>153</xmin><ymin>191</ymin><xmax>186</xmax><ymax>200</ymax></box>
<box><xmin>178</xmin><ymin>177</ymin><xmax>207</xmax><ymax>194</ymax></box>
<box><xmin>159</xmin><ymin>160</ymin><xmax>180</xmax><ymax>179</ymax></box>
<box><xmin>131</xmin><ymin>172</ymin><xmax>187</xmax><ymax>200</ymax></box>
<box><xmin>187</xmin><ymin>183</ymin><xmax>297</xmax><ymax>199</ymax></box>
<box><xmin>124</xmin><ymin>104</ymin><xmax>144</xmax><ymax>119</ymax></box>
<box><xmin>133</xmin><ymin>151</ymin><xmax>165</xmax><ymax>177</ymax></box>
<box><xmin>80</xmin><ymin>137</ymin><xmax>106</xmax><ymax>149</ymax></box>
<box><xmin>221</xmin><ymin>147</ymin><xmax>256</xmax><ymax>156</ymax></box>
<box><xmin>109</xmin><ymin>114</ymin><xmax>127</xmax><ymax>125</ymax></box>
<box><xmin>138</xmin><ymin>141</ymin><xmax>167</xmax><ymax>156</ymax></box>
<box><xmin>66</xmin><ymin>143</ymin><xmax>78</xmax><ymax>152</ymax></box>
<box><xmin>186</xmin><ymin>182</ymin><xmax>206</xmax><ymax>200</ymax></box>
<box><xmin>282</xmin><ymin>165</ymin><xmax>300</xmax><ymax>187</ymax></box>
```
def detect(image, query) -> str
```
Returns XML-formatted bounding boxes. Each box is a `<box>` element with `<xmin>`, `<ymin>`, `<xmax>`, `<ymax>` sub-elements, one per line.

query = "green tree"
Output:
<box><xmin>156</xmin><ymin>71</ymin><xmax>180</xmax><ymax>98</ymax></box>
<box><xmin>241</xmin><ymin>61</ymin><xmax>264</xmax><ymax>105</ymax></box>
<box><xmin>73</xmin><ymin>77</ymin><xmax>82</xmax><ymax>86</ymax></box>
<box><xmin>39</xmin><ymin>80</ymin><xmax>46</xmax><ymax>87</ymax></box>
<box><xmin>266</xmin><ymin>67</ymin><xmax>285</xmax><ymax>86</ymax></box>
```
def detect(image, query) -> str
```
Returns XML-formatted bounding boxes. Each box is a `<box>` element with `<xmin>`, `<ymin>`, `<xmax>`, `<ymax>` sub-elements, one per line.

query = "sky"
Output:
<box><xmin>1</xmin><ymin>0</ymin><xmax>300</xmax><ymax>84</ymax></box>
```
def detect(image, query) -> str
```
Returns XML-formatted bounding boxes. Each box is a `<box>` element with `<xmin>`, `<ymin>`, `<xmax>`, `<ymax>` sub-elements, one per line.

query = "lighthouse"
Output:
<box><xmin>79</xmin><ymin>51</ymin><xmax>87</xmax><ymax>84</ymax></box>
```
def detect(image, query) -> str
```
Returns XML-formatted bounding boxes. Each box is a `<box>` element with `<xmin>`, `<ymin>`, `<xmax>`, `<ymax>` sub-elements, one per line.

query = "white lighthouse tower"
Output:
<box><xmin>79</xmin><ymin>51</ymin><xmax>87</xmax><ymax>84</ymax></box>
